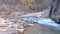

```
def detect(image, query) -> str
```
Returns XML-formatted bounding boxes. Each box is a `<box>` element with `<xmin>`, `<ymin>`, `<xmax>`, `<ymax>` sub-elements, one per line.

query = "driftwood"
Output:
<box><xmin>0</xmin><ymin>10</ymin><xmax>49</xmax><ymax>18</ymax></box>
<box><xmin>20</xmin><ymin>10</ymin><xmax>49</xmax><ymax>18</ymax></box>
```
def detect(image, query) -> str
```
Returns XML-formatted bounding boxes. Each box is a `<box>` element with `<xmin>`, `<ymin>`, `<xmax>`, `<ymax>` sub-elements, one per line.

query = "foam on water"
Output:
<box><xmin>23</xmin><ymin>16</ymin><xmax>60</xmax><ymax>30</ymax></box>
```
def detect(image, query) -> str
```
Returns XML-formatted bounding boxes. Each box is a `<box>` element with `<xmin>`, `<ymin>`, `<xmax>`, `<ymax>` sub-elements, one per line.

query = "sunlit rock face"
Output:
<box><xmin>0</xmin><ymin>0</ymin><xmax>21</xmax><ymax>5</ymax></box>
<box><xmin>0</xmin><ymin>0</ymin><xmax>26</xmax><ymax>14</ymax></box>
<box><xmin>0</xmin><ymin>0</ymin><xmax>51</xmax><ymax>12</ymax></box>
<box><xmin>0</xmin><ymin>0</ymin><xmax>25</xmax><ymax>19</ymax></box>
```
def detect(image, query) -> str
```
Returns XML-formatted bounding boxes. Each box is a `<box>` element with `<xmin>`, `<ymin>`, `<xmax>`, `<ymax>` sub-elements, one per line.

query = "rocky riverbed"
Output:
<box><xmin>0</xmin><ymin>16</ymin><xmax>60</xmax><ymax>34</ymax></box>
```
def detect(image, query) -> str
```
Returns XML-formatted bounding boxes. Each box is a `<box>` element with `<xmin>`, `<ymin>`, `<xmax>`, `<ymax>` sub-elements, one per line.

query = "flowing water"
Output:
<box><xmin>22</xmin><ymin>16</ymin><xmax>60</xmax><ymax>34</ymax></box>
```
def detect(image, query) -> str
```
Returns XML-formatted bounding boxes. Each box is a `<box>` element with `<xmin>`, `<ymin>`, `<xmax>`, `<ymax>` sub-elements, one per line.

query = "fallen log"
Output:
<box><xmin>19</xmin><ymin>10</ymin><xmax>49</xmax><ymax>18</ymax></box>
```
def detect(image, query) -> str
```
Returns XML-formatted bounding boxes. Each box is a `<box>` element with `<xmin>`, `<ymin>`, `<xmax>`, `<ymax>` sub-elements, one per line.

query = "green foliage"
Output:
<box><xmin>27</xmin><ymin>0</ymin><xmax>35</xmax><ymax>8</ymax></box>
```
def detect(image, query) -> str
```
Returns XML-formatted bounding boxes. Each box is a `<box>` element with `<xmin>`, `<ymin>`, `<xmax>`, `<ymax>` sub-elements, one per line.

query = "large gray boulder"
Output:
<box><xmin>49</xmin><ymin>0</ymin><xmax>60</xmax><ymax>24</ymax></box>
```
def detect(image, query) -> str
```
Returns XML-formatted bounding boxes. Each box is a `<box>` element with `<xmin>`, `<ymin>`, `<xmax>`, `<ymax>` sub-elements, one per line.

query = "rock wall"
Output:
<box><xmin>49</xmin><ymin>0</ymin><xmax>60</xmax><ymax>23</ymax></box>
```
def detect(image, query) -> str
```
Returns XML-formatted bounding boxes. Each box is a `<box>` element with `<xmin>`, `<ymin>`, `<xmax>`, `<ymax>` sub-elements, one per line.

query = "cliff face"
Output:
<box><xmin>0</xmin><ymin>0</ymin><xmax>51</xmax><ymax>12</ymax></box>
<box><xmin>49</xmin><ymin>0</ymin><xmax>60</xmax><ymax>23</ymax></box>
<box><xmin>32</xmin><ymin>0</ymin><xmax>51</xmax><ymax>12</ymax></box>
